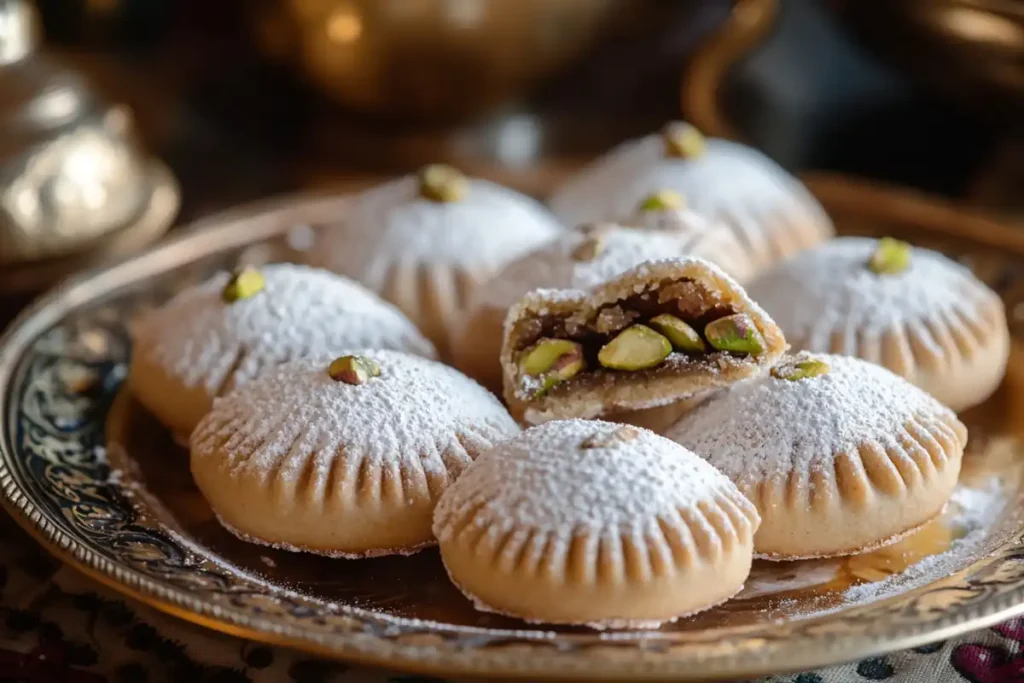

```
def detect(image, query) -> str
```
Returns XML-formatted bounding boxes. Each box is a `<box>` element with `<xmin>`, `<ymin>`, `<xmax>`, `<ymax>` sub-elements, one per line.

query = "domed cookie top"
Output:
<box><xmin>749</xmin><ymin>237</ymin><xmax>1008</xmax><ymax>411</ymax></box>
<box><xmin>666</xmin><ymin>353</ymin><xmax>967</xmax><ymax>560</ymax></box>
<box><xmin>433</xmin><ymin>419</ymin><xmax>758</xmax><ymax>627</ymax></box>
<box><xmin>451</xmin><ymin>210</ymin><xmax>753</xmax><ymax>392</ymax></box>
<box><xmin>501</xmin><ymin>257</ymin><xmax>787</xmax><ymax>424</ymax></box>
<box><xmin>548</xmin><ymin>122</ymin><xmax>833</xmax><ymax>273</ymax></box>
<box><xmin>191</xmin><ymin>350</ymin><xmax>520</xmax><ymax>558</ymax></box>
<box><xmin>478</xmin><ymin>201</ymin><xmax>754</xmax><ymax>312</ymax></box>
<box><xmin>320</xmin><ymin>165</ymin><xmax>563</xmax><ymax>354</ymax></box>
<box><xmin>130</xmin><ymin>263</ymin><xmax>435</xmax><ymax>438</ymax></box>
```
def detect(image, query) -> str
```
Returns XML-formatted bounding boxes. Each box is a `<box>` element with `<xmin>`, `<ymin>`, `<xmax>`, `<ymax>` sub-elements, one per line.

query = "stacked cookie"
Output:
<box><xmin>129</xmin><ymin>128</ymin><xmax>1006</xmax><ymax>630</ymax></box>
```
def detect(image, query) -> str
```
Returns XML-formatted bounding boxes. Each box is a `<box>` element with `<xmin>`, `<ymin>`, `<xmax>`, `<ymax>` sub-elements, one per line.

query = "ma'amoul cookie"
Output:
<box><xmin>320</xmin><ymin>165</ymin><xmax>563</xmax><ymax>356</ymax></box>
<box><xmin>749</xmin><ymin>237</ymin><xmax>1009</xmax><ymax>411</ymax></box>
<box><xmin>433</xmin><ymin>419</ymin><xmax>759</xmax><ymax>628</ymax></box>
<box><xmin>666</xmin><ymin>353</ymin><xmax>968</xmax><ymax>560</ymax></box>
<box><xmin>501</xmin><ymin>257</ymin><xmax>787</xmax><ymax>424</ymax></box>
<box><xmin>452</xmin><ymin>195</ymin><xmax>753</xmax><ymax>393</ymax></box>
<box><xmin>130</xmin><ymin>263</ymin><xmax>435</xmax><ymax>440</ymax></box>
<box><xmin>549</xmin><ymin>122</ymin><xmax>833</xmax><ymax>274</ymax></box>
<box><xmin>191</xmin><ymin>350</ymin><xmax>520</xmax><ymax>558</ymax></box>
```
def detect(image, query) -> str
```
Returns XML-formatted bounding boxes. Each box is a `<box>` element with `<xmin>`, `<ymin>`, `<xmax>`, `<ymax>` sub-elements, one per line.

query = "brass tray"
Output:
<box><xmin>3</xmin><ymin>181</ymin><xmax>1024</xmax><ymax>681</ymax></box>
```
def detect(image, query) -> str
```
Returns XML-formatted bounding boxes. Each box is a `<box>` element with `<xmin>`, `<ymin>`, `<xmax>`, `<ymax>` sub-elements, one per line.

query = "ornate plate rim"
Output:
<box><xmin>4</xmin><ymin>190</ymin><xmax>1024</xmax><ymax>681</ymax></box>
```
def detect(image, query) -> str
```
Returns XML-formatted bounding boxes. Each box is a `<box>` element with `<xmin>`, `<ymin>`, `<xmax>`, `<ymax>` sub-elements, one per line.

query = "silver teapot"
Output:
<box><xmin>0</xmin><ymin>0</ymin><xmax>155</xmax><ymax>266</ymax></box>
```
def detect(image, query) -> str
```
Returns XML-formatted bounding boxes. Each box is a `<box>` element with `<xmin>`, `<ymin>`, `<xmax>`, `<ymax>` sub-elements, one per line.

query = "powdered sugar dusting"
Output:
<box><xmin>667</xmin><ymin>354</ymin><xmax>956</xmax><ymax>482</ymax></box>
<box><xmin>548</xmin><ymin>134</ymin><xmax>832</xmax><ymax>254</ymax></box>
<box><xmin>749</xmin><ymin>237</ymin><xmax>1001</xmax><ymax>351</ymax></box>
<box><xmin>434</xmin><ymin>420</ymin><xmax>745</xmax><ymax>538</ymax></box>
<box><xmin>843</xmin><ymin>477</ymin><xmax>1006</xmax><ymax>604</ymax></box>
<box><xmin>476</xmin><ymin>219</ymin><xmax>749</xmax><ymax>311</ymax></box>
<box><xmin>132</xmin><ymin>263</ymin><xmax>436</xmax><ymax>393</ymax></box>
<box><xmin>191</xmin><ymin>350</ymin><xmax>520</xmax><ymax>484</ymax></box>
<box><xmin>322</xmin><ymin>175</ymin><xmax>563</xmax><ymax>290</ymax></box>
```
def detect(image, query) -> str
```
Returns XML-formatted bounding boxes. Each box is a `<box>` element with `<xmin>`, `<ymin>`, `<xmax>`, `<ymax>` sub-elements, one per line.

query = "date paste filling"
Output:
<box><xmin>509</xmin><ymin>276</ymin><xmax>770</xmax><ymax>401</ymax></box>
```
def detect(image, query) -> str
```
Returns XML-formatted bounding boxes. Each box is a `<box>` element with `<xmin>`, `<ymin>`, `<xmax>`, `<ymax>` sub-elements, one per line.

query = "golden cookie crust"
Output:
<box><xmin>433</xmin><ymin>420</ymin><xmax>759</xmax><ymax>627</ymax></box>
<box><xmin>549</xmin><ymin>129</ymin><xmax>833</xmax><ymax>274</ymax></box>
<box><xmin>666</xmin><ymin>353</ymin><xmax>968</xmax><ymax>560</ymax></box>
<box><xmin>750</xmin><ymin>237</ymin><xmax>1009</xmax><ymax>411</ymax></box>
<box><xmin>190</xmin><ymin>351</ymin><xmax>519</xmax><ymax>558</ymax></box>
<box><xmin>319</xmin><ymin>174</ymin><xmax>563</xmax><ymax>358</ymax></box>
<box><xmin>130</xmin><ymin>264</ymin><xmax>436</xmax><ymax>440</ymax></box>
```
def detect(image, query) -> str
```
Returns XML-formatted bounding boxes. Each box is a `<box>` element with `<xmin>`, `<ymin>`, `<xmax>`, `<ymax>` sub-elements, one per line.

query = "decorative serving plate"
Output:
<box><xmin>3</xmin><ymin>182</ymin><xmax>1024</xmax><ymax>681</ymax></box>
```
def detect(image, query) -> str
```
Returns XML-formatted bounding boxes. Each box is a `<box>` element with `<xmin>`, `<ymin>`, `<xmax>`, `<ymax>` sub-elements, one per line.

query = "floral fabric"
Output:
<box><xmin>0</xmin><ymin>516</ymin><xmax>1015</xmax><ymax>683</ymax></box>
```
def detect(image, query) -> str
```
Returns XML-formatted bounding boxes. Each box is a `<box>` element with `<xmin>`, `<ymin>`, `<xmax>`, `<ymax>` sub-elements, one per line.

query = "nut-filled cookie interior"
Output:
<box><xmin>508</xmin><ymin>271</ymin><xmax>772</xmax><ymax>401</ymax></box>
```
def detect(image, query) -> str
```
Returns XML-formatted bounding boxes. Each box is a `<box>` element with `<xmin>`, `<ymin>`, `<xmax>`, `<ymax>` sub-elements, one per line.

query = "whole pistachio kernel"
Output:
<box><xmin>519</xmin><ymin>338</ymin><xmax>585</xmax><ymax>397</ymax></box>
<box><xmin>598</xmin><ymin>324</ymin><xmax>672</xmax><ymax>370</ymax></box>
<box><xmin>328</xmin><ymin>355</ymin><xmax>381</xmax><ymax>385</ymax></box>
<box><xmin>868</xmin><ymin>237</ymin><xmax>912</xmax><ymax>275</ymax></box>
<box><xmin>637</xmin><ymin>189</ymin><xmax>685</xmax><ymax>213</ymax></box>
<box><xmin>418</xmin><ymin>163</ymin><xmax>468</xmax><ymax>202</ymax></box>
<box><xmin>221</xmin><ymin>266</ymin><xmax>265</xmax><ymax>303</ymax></box>
<box><xmin>704</xmin><ymin>313</ymin><xmax>765</xmax><ymax>354</ymax></box>
<box><xmin>649</xmin><ymin>314</ymin><xmax>706</xmax><ymax>352</ymax></box>
<box><xmin>771</xmin><ymin>356</ymin><xmax>831</xmax><ymax>381</ymax></box>
<box><xmin>662</xmin><ymin>121</ymin><xmax>706</xmax><ymax>159</ymax></box>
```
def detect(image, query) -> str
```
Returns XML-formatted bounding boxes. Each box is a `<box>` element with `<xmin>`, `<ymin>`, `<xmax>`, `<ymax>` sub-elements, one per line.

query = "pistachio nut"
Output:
<box><xmin>649</xmin><ymin>314</ymin><xmax>706</xmax><ymax>352</ymax></box>
<box><xmin>328</xmin><ymin>355</ymin><xmax>381</xmax><ymax>385</ymax></box>
<box><xmin>662</xmin><ymin>122</ymin><xmax>705</xmax><ymax>159</ymax></box>
<box><xmin>221</xmin><ymin>266</ymin><xmax>265</xmax><ymax>303</ymax></box>
<box><xmin>418</xmin><ymin>163</ymin><xmax>468</xmax><ymax>202</ymax></box>
<box><xmin>704</xmin><ymin>313</ymin><xmax>765</xmax><ymax>354</ymax></box>
<box><xmin>572</xmin><ymin>235</ymin><xmax>604</xmax><ymax>262</ymax></box>
<box><xmin>771</xmin><ymin>356</ymin><xmax>831</xmax><ymax>381</ymax></box>
<box><xmin>597</xmin><ymin>324</ymin><xmax>672</xmax><ymax>370</ymax></box>
<box><xmin>868</xmin><ymin>237</ymin><xmax>911</xmax><ymax>275</ymax></box>
<box><xmin>580</xmin><ymin>425</ymin><xmax>641</xmax><ymax>449</ymax></box>
<box><xmin>519</xmin><ymin>338</ymin><xmax>585</xmax><ymax>397</ymax></box>
<box><xmin>637</xmin><ymin>189</ymin><xmax>684</xmax><ymax>213</ymax></box>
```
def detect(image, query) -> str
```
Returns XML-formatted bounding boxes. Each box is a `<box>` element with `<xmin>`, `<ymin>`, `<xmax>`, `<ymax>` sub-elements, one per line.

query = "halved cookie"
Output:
<box><xmin>666</xmin><ymin>353</ymin><xmax>968</xmax><ymax>560</ymax></box>
<box><xmin>452</xmin><ymin>199</ymin><xmax>752</xmax><ymax>393</ymax></box>
<box><xmin>501</xmin><ymin>257</ymin><xmax>787</xmax><ymax>424</ymax></box>
<box><xmin>130</xmin><ymin>263</ymin><xmax>435</xmax><ymax>440</ymax></box>
<box><xmin>549</xmin><ymin>122</ymin><xmax>833</xmax><ymax>274</ymax></box>
<box><xmin>749</xmin><ymin>237</ymin><xmax>1009</xmax><ymax>411</ymax></box>
<box><xmin>433</xmin><ymin>419</ymin><xmax>759</xmax><ymax>628</ymax></box>
<box><xmin>320</xmin><ymin>165</ymin><xmax>563</xmax><ymax>357</ymax></box>
<box><xmin>191</xmin><ymin>350</ymin><xmax>520</xmax><ymax>558</ymax></box>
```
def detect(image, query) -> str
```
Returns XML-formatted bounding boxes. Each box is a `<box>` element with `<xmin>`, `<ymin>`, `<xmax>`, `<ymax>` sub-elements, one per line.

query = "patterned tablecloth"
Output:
<box><xmin>0</xmin><ymin>515</ymin><xmax>1016</xmax><ymax>683</ymax></box>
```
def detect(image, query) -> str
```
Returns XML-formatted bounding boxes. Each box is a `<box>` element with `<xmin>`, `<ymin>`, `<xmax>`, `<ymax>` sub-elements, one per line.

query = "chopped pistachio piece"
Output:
<box><xmin>580</xmin><ymin>425</ymin><xmax>641</xmax><ymax>450</ymax></box>
<box><xmin>771</xmin><ymin>356</ymin><xmax>831</xmax><ymax>381</ymax></box>
<box><xmin>662</xmin><ymin>122</ymin><xmax>706</xmax><ymax>159</ymax></box>
<box><xmin>328</xmin><ymin>355</ymin><xmax>381</xmax><ymax>385</ymax></box>
<box><xmin>868</xmin><ymin>237</ymin><xmax>912</xmax><ymax>275</ymax></box>
<box><xmin>221</xmin><ymin>266</ymin><xmax>265</xmax><ymax>303</ymax></box>
<box><xmin>704</xmin><ymin>314</ymin><xmax>765</xmax><ymax>354</ymax></box>
<box><xmin>418</xmin><ymin>163</ymin><xmax>468</xmax><ymax>202</ymax></box>
<box><xmin>571</xmin><ymin>235</ymin><xmax>604</xmax><ymax>262</ymax></box>
<box><xmin>598</xmin><ymin>325</ymin><xmax>672</xmax><ymax>370</ymax></box>
<box><xmin>649</xmin><ymin>314</ymin><xmax>706</xmax><ymax>352</ymax></box>
<box><xmin>519</xmin><ymin>338</ymin><xmax>585</xmax><ymax>397</ymax></box>
<box><xmin>637</xmin><ymin>189</ymin><xmax>685</xmax><ymax>213</ymax></box>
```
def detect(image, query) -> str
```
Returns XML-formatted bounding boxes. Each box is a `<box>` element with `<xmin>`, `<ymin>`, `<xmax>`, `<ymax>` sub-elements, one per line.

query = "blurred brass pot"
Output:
<box><xmin>250</xmin><ymin>0</ymin><xmax>619</xmax><ymax>120</ymax></box>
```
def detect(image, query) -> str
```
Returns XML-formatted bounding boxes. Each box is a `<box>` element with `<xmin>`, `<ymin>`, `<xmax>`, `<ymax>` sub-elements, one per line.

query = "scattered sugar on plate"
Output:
<box><xmin>842</xmin><ymin>478</ymin><xmax>1006</xmax><ymax>605</ymax></box>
